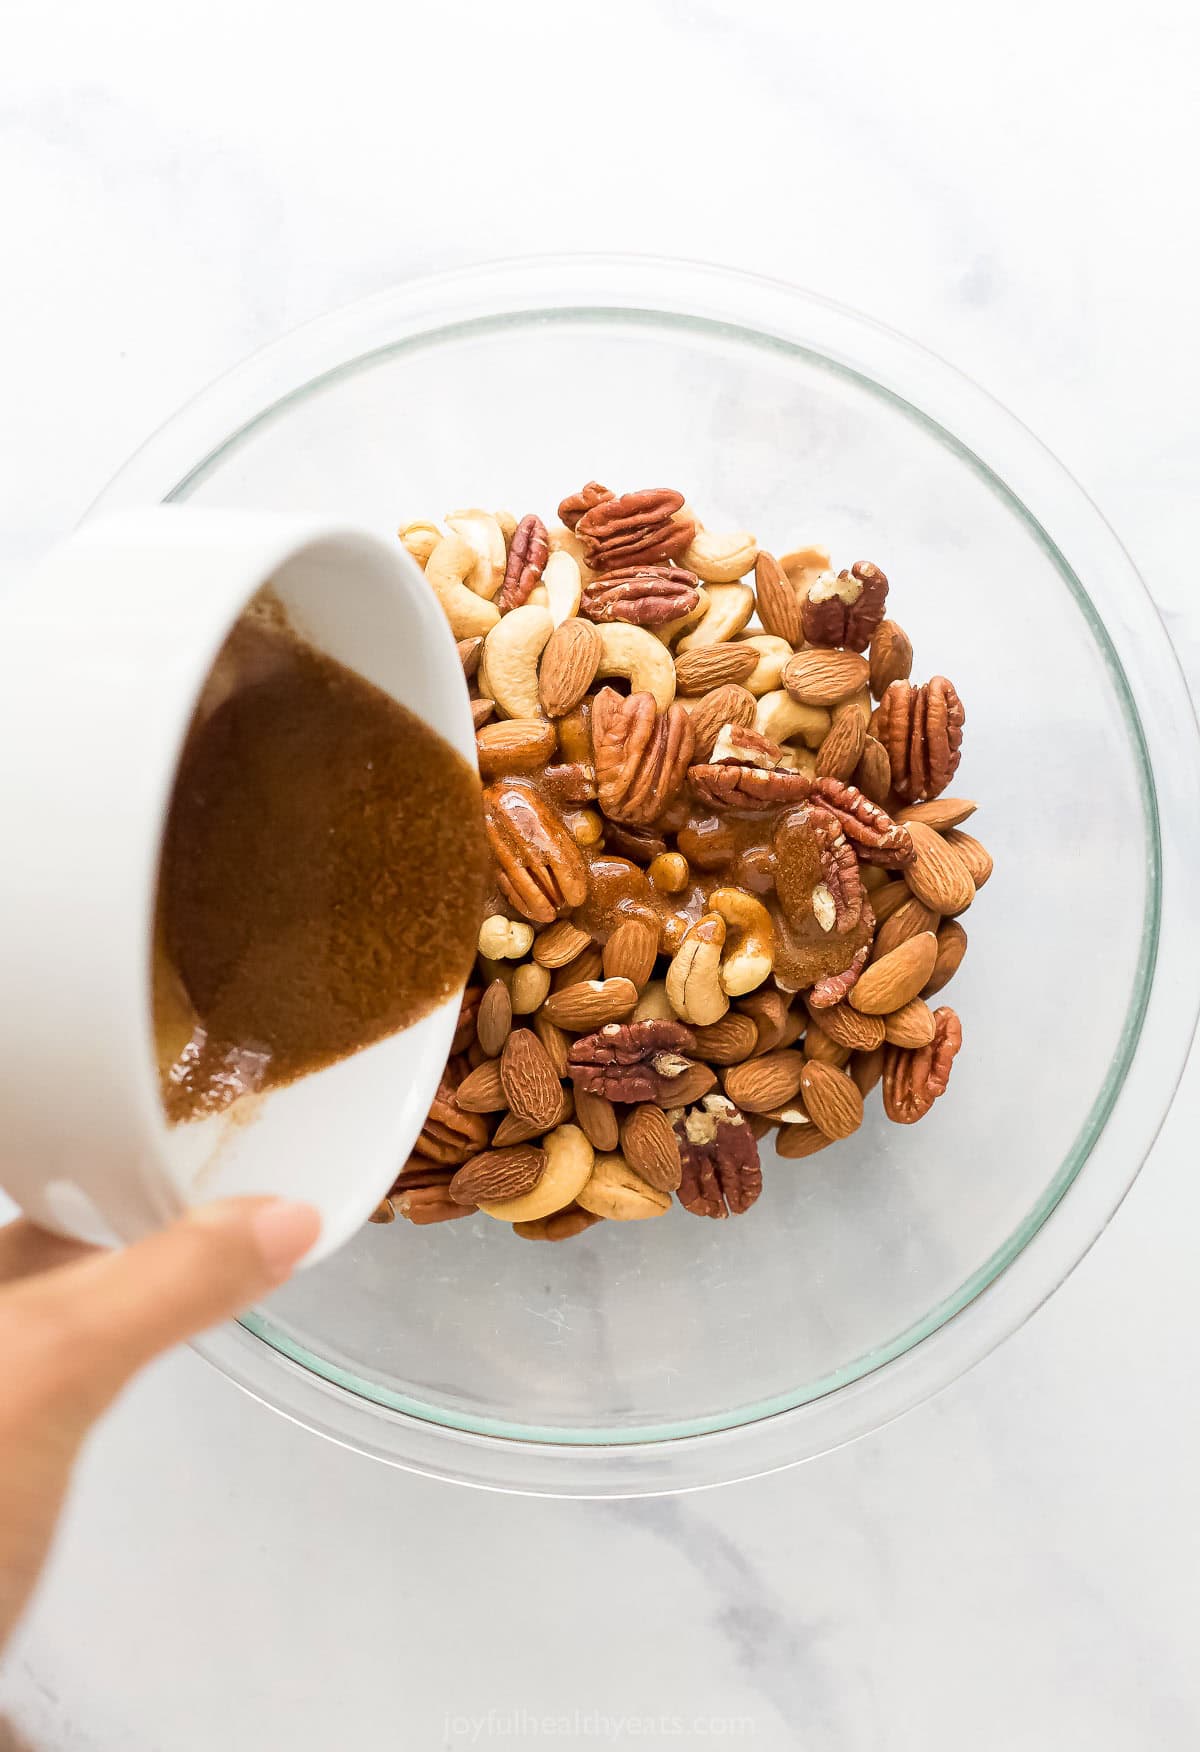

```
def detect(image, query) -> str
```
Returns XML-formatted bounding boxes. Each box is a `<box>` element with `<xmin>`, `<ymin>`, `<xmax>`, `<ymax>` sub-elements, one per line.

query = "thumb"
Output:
<box><xmin>10</xmin><ymin>1198</ymin><xmax>321</xmax><ymax>1415</ymax></box>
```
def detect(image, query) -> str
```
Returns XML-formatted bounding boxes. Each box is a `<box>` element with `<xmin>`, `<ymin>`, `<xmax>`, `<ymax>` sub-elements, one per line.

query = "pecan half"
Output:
<box><xmin>876</xmin><ymin>676</ymin><xmax>965</xmax><ymax>802</ymax></box>
<box><xmin>451</xmin><ymin>984</ymin><xmax>482</xmax><ymax>1054</ymax></box>
<box><xmin>808</xmin><ymin>805</ymin><xmax>866</xmax><ymax>933</ymax></box>
<box><xmin>483</xmin><ymin>781</ymin><xmax>589</xmax><ymax>923</ymax></box>
<box><xmin>810</xmin><ymin>777</ymin><xmax>914</xmax><ymax>867</ymax></box>
<box><xmin>592</xmin><ymin>687</ymin><xmax>695</xmax><ymax>827</ymax></box>
<box><xmin>413</xmin><ymin>1078</ymin><xmax>490</xmax><ymax>1166</ymax></box>
<box><xmin>801</xmin><ymin>562</ymin><xmax>889</xmax><ymax>652</ymax></box>
<box><xmin>580</xmin><ymin>564</ymin><xmax>701</xmax><ymax>629</ymax></box>
<box><xmin>670</xmin><ymin>1094</ymin><xmax>762</xmax><ymax>1218</ymax></box>
<box><xmin>499</xmin><ymin>514</ymin><xmax>549</xmax><ymax>610</ymax></box>
<box><xmin>576</xmin><ymin>488</ymin><xmax>695</xmax><ymax>573</ymax></box>
<box><xmin>392</xmin><ymin>1183</ymin><xmax>476</xmax><ymax>1225</ymax></box>
<box><xmin>688</xmin><ymin>723</ymin><xmax>812</xmax><ymax>812</ymax></box>
<box><xmin>568</xmin><ymin>1019</ymin><xmax>698</xmax><ymax>1105</ymax></box>
<box><xmin>558</xmin><ymin>481</ymin><xmax>613</xmax><ymax>531</ymax></box>
<box><xmin>882</xmin><ymin>1006</ymin><xmax>963</xmax><ymax>1122</ymax></box>
<box><xmin>809</xmin><ymin>942</ymin><xmax>871</xmax><ymax>1009</ymax></box>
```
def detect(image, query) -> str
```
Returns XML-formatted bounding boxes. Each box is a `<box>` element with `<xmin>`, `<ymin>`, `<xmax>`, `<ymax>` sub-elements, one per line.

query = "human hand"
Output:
<box><xmin>0</xmin><ymin>1198</ymin><xmax>320</xmax><ymax>1650</ymax></box>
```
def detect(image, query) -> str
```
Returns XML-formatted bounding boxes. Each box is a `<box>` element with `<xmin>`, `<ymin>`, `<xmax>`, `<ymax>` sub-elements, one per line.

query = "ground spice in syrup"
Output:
<box><xmin>154</xmin><ymin>602</ymin><xmax>487</xmax><ymax>1122</ymax></box>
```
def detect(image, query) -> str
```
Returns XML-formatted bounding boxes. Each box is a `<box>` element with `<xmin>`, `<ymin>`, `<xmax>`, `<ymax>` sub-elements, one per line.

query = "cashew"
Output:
<box><xmin>478</xmin><ymin>605</ymin><xmax>554</xmax><ymax>720</ymax></box>
<box><xmin>708</xmin><ymin>888</ymin><xmax>774</xmax><ymax>997</ymax></box>
<box><xmin>576</xmin><ymin>1152</ymin><xmax>670</xmax><ymax>1221</ymax></box>
<box><xmin>426</xmin><ymin>535</ymin><xmax>501</xmax><ymax>640</ymax></box>
<box><xmin>511</xmin><ymin>961</ymin><xmax>552</xmax><ymax>1014</ymax></box>
<box><xmin>494</xmin><ymin>509</ymin><xmax>518</xmax><ymax>544</ymax></box>
<box><xmin>676</xmin><ymin>583</ymin><xmax>755</xmax><ymax>652</ymax></box>
<box><xmin>547</xmin><ymin>524</ymin><xmax>595</xmax><ymax>583</ymax></box>
<box><xmin>755</xmin><ymin>689</ymin><xmax>831</xmax><ymax>749</ymax></box>
<box><xmin>777</xmin><ymin>744</ymin><xmax>817</xmax><ymax>778</ymax></box>
<box><xmin>679</xmin><ymin>527</ymin><xmax>758</xmax><ymax>584</ymax></box>
<box><xmin>398</xmin><ymin>519</ymin><xmax>442</xmax><ymax>568</ymax></box>
<box><xmin>780</xmin><ymin>545</ymin><xmax>832</xmax><ymax>594</ymax></box>
<box><xmin>480</xmin><ymin>1123</ymin><xmax>594</xmax><ymax>1223</ymax></box>
<box><xmin>478</xmin><ymin>915</ymin><xmax>534</xmax><ymax>960</ymax></box>
<box><xmin>445</xmin><ymin>509</ymin><xmax>507</xmax><ymax>600</ymax></box>
<box><xmin>542</xmin><ymin>550</ymin><xmax>582</xmax><ymax>625</ymax></box>
<box><xmin>633</xmin><ymin>979</ymin><xmax>675</xmax><ymax>1023</ymax></box>
<box><xmin>594</xmin><ymin>622</ymin><xmax>677</xmax><ymax>710</ymax></box>
<box><xmin>665</xmin><ymin>913</ymin><xmax>729</xmax><ymax>1026</ymax></box>
<box><xmin>738</xmin><ymin>634</ymin><xmax>795</xmax><ymax>696</ymax></box>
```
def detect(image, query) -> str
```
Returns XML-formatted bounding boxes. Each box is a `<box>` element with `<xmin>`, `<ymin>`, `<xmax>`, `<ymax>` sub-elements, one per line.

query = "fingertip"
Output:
<box><xmin>248</xmin><ymin>1199</ymin><xmax>323</xmax><ymax>1280</ymax></box>
<box><xmin>187</xmin><ymin>1196</ymin><xmax>322</xmax><ymax>1281</ymax></box>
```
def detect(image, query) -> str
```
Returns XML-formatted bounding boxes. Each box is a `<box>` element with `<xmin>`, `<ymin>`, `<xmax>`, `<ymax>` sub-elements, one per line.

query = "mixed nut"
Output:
<box><xmin>372</xmin><ymin>486</ymin><xmax>989</xmax><ymax>1239</ymax></box>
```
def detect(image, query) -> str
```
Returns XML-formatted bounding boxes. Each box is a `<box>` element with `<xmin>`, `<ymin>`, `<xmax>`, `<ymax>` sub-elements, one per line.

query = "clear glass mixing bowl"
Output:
<box><xmin>95</xmin><ymin>257</ymin><xmax>1200</xmax><ymax>1495</ymax></box>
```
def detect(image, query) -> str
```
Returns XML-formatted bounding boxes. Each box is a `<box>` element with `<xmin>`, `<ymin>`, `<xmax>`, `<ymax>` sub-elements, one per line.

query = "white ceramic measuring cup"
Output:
<box><xmin>0</xmin><ymin>507</ymin><xmax>475</xmax><ymax>1263</ymax></box>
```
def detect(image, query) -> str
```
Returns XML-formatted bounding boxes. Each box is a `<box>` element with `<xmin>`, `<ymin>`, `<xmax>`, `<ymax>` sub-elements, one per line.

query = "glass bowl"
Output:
<box><xmin>94</xmin><ymin>257</ymin><xmax>1200</xmax><ymax>1495</ymax></box>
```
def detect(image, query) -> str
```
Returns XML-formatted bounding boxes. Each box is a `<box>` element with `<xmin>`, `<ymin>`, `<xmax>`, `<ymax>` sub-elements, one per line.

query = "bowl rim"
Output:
<box><xmin>92</xmin><ymin>253</ymin><xmax>1200</xmax><ymax>1495</ymax></box>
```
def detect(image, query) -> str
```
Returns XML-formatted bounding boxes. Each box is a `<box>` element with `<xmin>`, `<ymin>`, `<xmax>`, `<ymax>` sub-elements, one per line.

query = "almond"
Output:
<box><xmin>492</xmin><ymin>1110</ymin><xmax>551</xmax><ymax>1146</ymax></box>
<box><xmin>476</xmin><ymin>719</ymin><xmax>558</xmax><ymax>776</ymax></box>
<box><xmin>853</xmin><ymin>735</ymin><xmax>892</xmax><ymax>805</ymax></box>
<box><xmin>457</xmin><ymin>635</ymin><xmax>484</xmax><ymax>679</ymax></box>
<box><xmin>868</xmin><ymin>619</ymin><xmax>913</xmax><ymax>698</ymax></box>
<box><xmin>723</xmin><ymin>1048</ymin><xmax>806</xmax><ymax>1114</ymax></box>
<box><xmin>799</xmin><ymin>1061</ymin><xmax>864</xmax><ymax>1139</ymax></box>
<box><xmin>674</xmin><ymin>643</ymin><xmax>759</xmax><ymax>695</ymax></box>
<box><xmin>602</xmin><ymin>918</ymin><xmax>659</xmax><ymax>990</ymax></box>
<box><xmin>802</xmin><ymin>1025</ymin><xmax>851</xmax><ymax>1067</ymax></box>
<box><xmin>850</xmin><ymin>1045</ymin><xmax>885</xmax><ymax>1097</ymax></box>
<box><xmin>476</xmin><ymin>979</ymin><xmax>513</xmax><ymax>1057</ymax></box>
<box><xmin>737</xmin><ymin>988</ymin><xmax>792</xmax><ymax>1055</ymax></box>
<box><xmin>687</xmin><ymin>682</ymin><xmax>758</xmax><ymax>760</ymax></box>
<box><xmin>806</xmin><ymin>1001</ymin><xmax>885</xmax><ymax>1052</ymax></box>
<box><xmin>943</xmin><ymin>828</ymin><xmax>993</xmax><ymax>888</ymax></box>
<box><xmin>923</xmin><ymin>919</ymin><xmax>968</xmax><ymax>997</ymax></box>
<box><xmin>450</xmin><ymin>1146</ymin><xmax>546</xmax><ymax>1206</ymax></box>
<box><xmin>872</xmin><ymin>896</ymin><xmax>940</xmax><ymax>962</ymax></box>
<box><xmin>753</xmin><ymin>551</ymin><xmax>802</xmax><ymax>647</ymax></box>
<box><xmin>776</xmin><ymin>1120</ymin><xmax>833</xmax><ymax>1158</ymax></box>
<box><xmin>541</xmin><ymin>977</ymin><xmax>639</xmax><ymax>1030</ymax></box>
<box><xmin>659</xmin><ymin>1061</ymin><xmax>718</xmax><ymax>1106</ymax></box>
<box><xmin>902</xmin><ymin>822</ymin><xmax>976</xmax><ymax>914</ymax></box>
<box><xmin>689</xmin><ymin>1012</ymin><xmax>760</xmax><ymax>1065</ymax></box>
<box><xmin>782</xmin><ymin>647</ymin><xmax>869</xmax><ymax>706</ymax></box>
<box><xmin>815</xmin><ymin>703</ymin><xmax>867</xmax><ymax>782</ymax></box>
<box><xmin>455</xmin><ymin>1059</ymin><xmax>508</xmax><ymax>1113</ymax></box>
<box><xmin>533</xmin><ymin>920</ymin><xmax>593</xmax><ymax>969</ymax></box>
<box><xmin>883</xmin><ymin>998</ymin><xmax>936</xmax><ymax>1047</ymax></box>
<box><xmin>539</xmin><ymin>617</ymin><xmax>602</xmax><ymax>717</ymax></box>
<box><xmin>619</xmin><ymin>1104</ymin><xmax>683</xmax><ymax>1191</ymax></box>
<box><xmin>551</xmin><ymin>944</ymin><xmax>605</xmax><ymax>991</ymax></box>
<box><xmin>896</xmin><ymin>797</ymin><xmax>977</xmax><ymax>831</ymax></box>
<box><xmin>870</xmin><ymin>880</ymin><xmax>913</xmax><ymax>924</ymax></box>
<box><xmin>849</xmin><ymin>932</ymin><xmax>939</xmax><ymax>1014</ymax></box>
<box><xmin>500</xmin><ymin>1029</ymin><xmax>563</xmax><ymax>1127</ymax></box>
<box><xmin>533</xmin><ymin>1012</ymin><xmax>571</xmax><ymax>1077</ymax></box>
<box><xmin>574</xmin><ymin>1086</ymin><xmax>620</xmax><ymax>1152</ymax></box>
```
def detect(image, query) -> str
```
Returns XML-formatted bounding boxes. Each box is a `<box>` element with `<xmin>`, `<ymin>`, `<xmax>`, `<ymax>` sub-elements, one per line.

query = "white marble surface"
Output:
<box><xmin>3</xmin><ymin>1</ymin><xmax>1200</xmax><ymax>1746</ymax></box>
